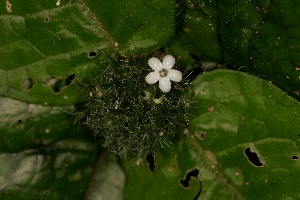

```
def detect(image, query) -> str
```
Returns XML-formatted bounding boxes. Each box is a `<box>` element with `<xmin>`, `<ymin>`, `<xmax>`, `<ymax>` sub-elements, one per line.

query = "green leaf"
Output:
<box><xmin>0</xmin><ymin>138</ymin><xmax>97</xmax><ymax>200</ymax></box>
<box><xmin>189</xmin><ymin>69</ymin><xmax>300</xmax><ymax>199</ymax></box>
<box><xmin>123</xmin><ymin>134</ymin><xmax>246</xmax><ymax>200</ymax></box>
<box><xmin>0</xmin><ymin>0</ymin><xmax>176</xmax><ymax>106</ymax></box>
<box><xmin>0</xmin><ymin>0</ymin><xmax>113</xmax><ymax>105</ymax></box>
<box><xmin>0</xmin><ymin>94</ymin><xmax>127</xmax><ymax>199</ymax></box>
<box><xmin>0</xmin><ymin>97</ymin><xmax>101</xmax><ymax>199</ymax></box>
<box><xmin>123</xmin><ymin>145</ymin><xmax>203</xmax><ymax>200</ymax></box>
<box><xmin>85</xmin><ymin>154</ymin><xmax>125</xmax><ymax>200</ymax></box>
<box><xmin>183</xmin><ymin>0</ymin><xmax>300</xmax><ymax>99</ymax></box>
<box><xmin>83</xmin><ymin>0</ymin><xmax>176</xmax><ymax>54</ymax></box>
<box><xmin>183</xmin><ymin>0</ymin><xmax>222</xmax><ymax>62</ymax></box>
<box><xmin>0</xmin><ymin>97</ymin><xmax>82</xmax><ymax>152</ymax></box>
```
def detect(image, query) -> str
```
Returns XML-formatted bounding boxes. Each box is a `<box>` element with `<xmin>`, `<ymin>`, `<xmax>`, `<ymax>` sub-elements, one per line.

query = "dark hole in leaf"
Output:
<box><xmin>65</xmin><ymin>74</ymin><xmax>76</xmax><ymax>86</ymax></box>
<box><xmin>146</xmin><ymin>152</ymin><xmax>155</xmax><ymax>172</ymax></box>
<box><xmin>21</xmin><ymin>77</ymin><xmax>35</xmax><ymax>90</ymax></box>
<box><xmin>200</xmin><ymin>133</ymin><xmax>205</xmax><ymax>140</ymax></box>
<box><xmin>17</xmin><ymin>119</ymin><xmax>22</xmax><ymax>124</ymax></box>
<box><xmin>180</xmin><ymin>169</ymin><xmax>199</xmax><ymax>188</ymax></box>
<box><xmin>44</xmin><ymin>17</ymin><xmax>49</xmax><ymax>22</ymax></box>
<box><xmin>88</xmin><ymin>51</ymin><xmax>98</xmax><ymax>58</ymax></box>
<box><xmin>195</xmin><ymin>131</ymin><xmax>205</xmax><ymax>140</ymax></box>
<box><xmin>43</xmin><ymin>76</ymin><xmax>64</xmax><ymax>93</ymax></box>
<box><xmin>43</xmin><ymin>74</ymin><xmax>75</xmax><ymax>93</ymax></box>
<box><xmin>179</xmin><ymin>169</ymin><xmax>202</xmax><ymax>200</ymax></box>
<box><xmin>244</xmin><ymin>147</ymin><xmax>264</xmax><ymax>167</ymax></box>
<box><xmin>292</xmin><ymin>155</ymin><xmax>299</xmax><ymax>160</ymax></box>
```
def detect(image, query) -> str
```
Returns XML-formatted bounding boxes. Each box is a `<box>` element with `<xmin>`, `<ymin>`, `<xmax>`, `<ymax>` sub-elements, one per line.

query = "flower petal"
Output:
<box><xmin>159</xmin><ymin>77</ymin><xmax>171</xmax><ymax>93</ymax></box>
<box><xmin>168</xmin><ymin>69</ymin><xmax>182</xmax><ymax>82</ymax></box>
<box><xmin>162</xmin><ymin>55</ymin><xmax>175</xmax><ymax>69</ymax></box>
<box><xmin>145</xmin><ymin>72</ymin><xmax>160</xmax><ymax>84</ymax></box>
<box><xmin>148</xmin><ymin>57</ymin><xmax>162</xmax><ymax>71</ymax></box>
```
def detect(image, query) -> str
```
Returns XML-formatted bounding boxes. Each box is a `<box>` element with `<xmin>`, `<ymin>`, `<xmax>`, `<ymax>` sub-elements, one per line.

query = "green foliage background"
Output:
<box><xmin>1</xmin><ymin>0</ymin><xmax>300</xmax><ymax>199</ymax></box>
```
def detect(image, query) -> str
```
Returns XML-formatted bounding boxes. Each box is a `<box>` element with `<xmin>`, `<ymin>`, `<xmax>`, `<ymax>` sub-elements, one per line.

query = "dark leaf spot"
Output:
<box><xmin>6</xmin><ymin>1</ymin><xmax>12</xmax><ymax>13</ymax></box>
<box><xmin>208</xmin><ymin>106</ymin><xmax>214</xmax><ymax>112</ymax></box>
<box><xmin>244</xmin><ymin>147</ymin><xmax>264</xmax><ymax>167</ymax></box>
<box><xmin>179</xmin><ymin>169</ymin><xmax>202</xmax><ymax>200</ymax></box>
<box><xmin>17</xmin><ymin>119</ymin><xmax>22</xmax><ymax>124</ymax></box>
<box><xmin>292</xmin><ymin>155</ymin><xmax>299</xmax><ymax>160</ymax></box>
<box><xmin>88</xmin><ymin>51</ymin><xmax>98</xmax><ymax>58</ymax></box>
<box><xmin>34</xmin><ymin>138</ymin><xmax>40</xmax><ymax>144</ymax></box>
<box><xmin>21</xmin><ymin>78</ymin><xmax>35</xmax><ymax>90</ymax></box>
<box><xmin>44</xmin><ymin>17</ymin><xmax>49</xmax><ymax>22</ymax></box>
<box><xmin>146</xmin><ymin>152</ymin><xmax>155</xmax><ymax>172</ymax></box>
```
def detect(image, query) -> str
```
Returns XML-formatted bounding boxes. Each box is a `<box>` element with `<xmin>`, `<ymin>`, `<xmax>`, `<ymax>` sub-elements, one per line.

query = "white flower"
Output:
<box><xmin>145</xmin><ymin>55</ymin><xmax>182</xmax><ymax>93</ymax></box>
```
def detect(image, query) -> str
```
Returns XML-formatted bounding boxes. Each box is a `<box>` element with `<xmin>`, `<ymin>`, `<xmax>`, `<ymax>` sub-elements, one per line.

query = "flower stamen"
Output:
<box><xmin>159</xmin><ymin>69</ymin><xmax>168</xmax><ymax>77</ymax></box>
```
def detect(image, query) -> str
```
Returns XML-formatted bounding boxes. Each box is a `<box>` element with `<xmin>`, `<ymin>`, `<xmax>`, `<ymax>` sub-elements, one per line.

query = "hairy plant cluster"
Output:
<box><xmin>79</xmin><ymin>55</ymin><xmax>189</xmax><ymax>157</ymax></box>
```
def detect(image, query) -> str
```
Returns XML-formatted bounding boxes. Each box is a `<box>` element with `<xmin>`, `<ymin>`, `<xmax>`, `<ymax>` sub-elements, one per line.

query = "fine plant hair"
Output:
<box><xmin>76</xmin><ymin>52</ymin><xmax>190</xmax><ymax>158</ymax></box>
